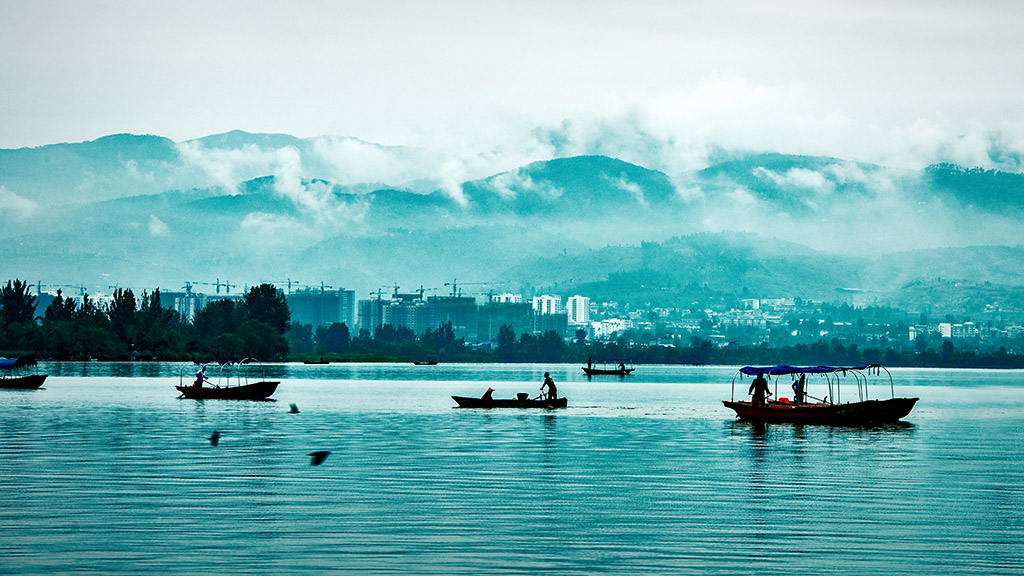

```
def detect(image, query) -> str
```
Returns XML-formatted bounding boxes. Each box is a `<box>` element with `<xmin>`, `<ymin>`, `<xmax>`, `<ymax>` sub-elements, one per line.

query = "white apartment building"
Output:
<box><xmin>567</xmin><ymin>295</ymin><xmax>590</xmax><ymax>324</ymax></box>
<box><xmin>532</xmin><ymin>294</ymin><xmax>563</xmax><ymax>315</ymax></box>
<box><xmin>491</xmin><ymin>293</ymin><xmax>523</xmax><ymax>303</ymax></box>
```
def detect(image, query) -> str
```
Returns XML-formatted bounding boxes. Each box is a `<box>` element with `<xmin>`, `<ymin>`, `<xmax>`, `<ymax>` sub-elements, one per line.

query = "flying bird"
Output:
<box><xmin>209</xmin><ymin>431</ymin><xmax>220</xmax><ymax>446</ymax></box>
<box><xmin>308</xmin><ymin>451</ymin><xmax>330</xmax><ymax>466</ymax></box>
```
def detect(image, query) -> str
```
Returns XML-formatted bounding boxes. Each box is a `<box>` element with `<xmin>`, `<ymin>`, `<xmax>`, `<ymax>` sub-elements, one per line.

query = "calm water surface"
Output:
<box><xmin>2</xmin><ymin>363</ymin><xmax>1022</xmax><ymax>575</ymax></box>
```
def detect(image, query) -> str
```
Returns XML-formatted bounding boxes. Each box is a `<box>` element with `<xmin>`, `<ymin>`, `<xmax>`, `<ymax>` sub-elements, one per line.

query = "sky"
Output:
<box><xmin>2</xmin><ymin>0</ymin><xmax>1024</xmax><ymax>170</ymax></box>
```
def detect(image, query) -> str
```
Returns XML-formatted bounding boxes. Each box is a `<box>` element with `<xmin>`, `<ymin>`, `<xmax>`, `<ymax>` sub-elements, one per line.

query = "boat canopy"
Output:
<box><xmin>0</xmin><ymin>356</ymin><xmax>37</xmax><ymax>369</ymax></box>
<box><xmin>739</xmin><ymin>364</ymin><xmax>884</xmax><ymax>377</ymax></box>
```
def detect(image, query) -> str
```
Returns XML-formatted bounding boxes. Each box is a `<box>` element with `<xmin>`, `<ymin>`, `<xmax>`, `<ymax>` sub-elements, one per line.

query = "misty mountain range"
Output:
<box><xmin>1</xmin><ymin>131</ymin><xmax>1022</xmax><ymax>315</ymax></box>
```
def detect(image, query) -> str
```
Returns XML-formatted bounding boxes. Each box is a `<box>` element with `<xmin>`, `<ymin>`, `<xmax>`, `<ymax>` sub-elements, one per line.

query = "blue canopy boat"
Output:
<box><xmin>176</xmin><ymin>359</ymin><xmax>279</xmax><ymax>400</ymax></box>
<box><xmin>0</xmin><ymin>356</ymin><xmax>47</xmax><ymax>389</ymax></box>
<box><xmin>723</xmin><ymin>364</ymin><xmax>918</xmax><ymax>424</ymax></box>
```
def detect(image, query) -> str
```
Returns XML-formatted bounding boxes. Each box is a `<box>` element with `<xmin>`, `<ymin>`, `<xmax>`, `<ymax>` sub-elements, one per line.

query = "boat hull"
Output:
<box><xmin>452</xmin><ymin>395</ymin><xmax>567</xmax><ymax>409</ymax></box>
<box><xmin>582</xmin><ymin>368</ymin><xmax>634</xmax><ymax>376</ymax></box>
<box><xmin>176</xmin><ymin>381</ymin><xmax>279</xmax><ymax>400</ymax></box>
<box><xmin>0</xmin><ymin>374</ymin><xmax>47</xmax><ymax>389</ymax></box>
<box><xmin>722</xmin><ymin>397</ymin><xmax>918</xmax><ymax>424</ymax></box>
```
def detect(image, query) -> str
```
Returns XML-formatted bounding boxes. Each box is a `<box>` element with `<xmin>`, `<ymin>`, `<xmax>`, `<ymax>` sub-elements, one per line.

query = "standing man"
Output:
<box><xmin>749</xmin><ymin>373</ymin><xmax>771</xmax><ymax>406</ymax></box>
<box><xmin>541</xmin><ymin>372</ymin><xmax>557</xmax><ymax>400</ymax></box>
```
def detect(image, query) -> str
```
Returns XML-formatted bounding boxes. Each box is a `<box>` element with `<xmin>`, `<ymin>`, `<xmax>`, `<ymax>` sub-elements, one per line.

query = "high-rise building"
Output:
<box><xmin>338</xmin><ymin>289</ymin><xmax>356</xmax><ymax>327</ymax></box>
<box><xmin>531</xmin><ymin>295</ymin><xmax>563</xmax><ymax>315</ymax></box>
<box><xmin>477</xmin><ymin>301</ymin><xmax>533</xmax><ymax>342</ymax></box>
<box><xmin>567</xmin><ymin>295</ymin><xmax>590</xmax><ymax>324</ymax></box>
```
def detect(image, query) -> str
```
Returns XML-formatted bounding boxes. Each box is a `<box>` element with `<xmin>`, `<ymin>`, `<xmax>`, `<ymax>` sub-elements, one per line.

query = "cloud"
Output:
<box><xmin>239</xmin><ymin>212</ymin><xmax>319</xmax><ymax>250</ymax></box>
<box><xmin>148</xmin><ymin>215</ymin><xmax>169</xmax><ymax>236</ymax></box>
<box><xmin>311</xmin><ymin>136</ymin><xmax>442</xmax><ymax>187</ymax></box>
<box><xmin>754</xmin><ymin>167</ymin><xmax>833</xmax><ymax>195</ymax></box>
<box><xmin>0</xmin><ymin>186</ymin><xmax>38</xmax><ymax>220</ymax></box>
<box><xmin>605</xmin><ymin>175</ymin><xmax>646</xmax><ymax>207</ymax></box>
<box><xmin>176</xmin><ymin>141</ymin><xmax>284</xmax><ymax>194</ymax></box>
<box><xmin>269</xmin><ymin>146</ymin><xmax>369</xmax><ymax>231</ymax></box>
<box><xmin>437</xmin><ymin>160</ymin><xmax>469</xmax><ymax>207</ymax></box>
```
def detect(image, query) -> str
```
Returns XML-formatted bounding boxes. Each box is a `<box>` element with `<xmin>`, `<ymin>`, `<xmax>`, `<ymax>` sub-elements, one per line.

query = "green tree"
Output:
<box><xmin>285</xmin><ymin>322</ymin><xmax>314</xmax><ymax>354</ymax></box>
<box><xmin>237</xmin><ymin>319</ymin><xmax>289</xmax><ymax>360</ymax></box>
<box><xmin>496</xmin><ymin>325</ymin><xmax>517</xmax><ymax>361</ymax></box>
<box><xmin>243</xmin><ymin>284</ymin><xmax>290</xmax><ymax>334</ymax></box>
<box><xmin>106</xmin><ymin>288</ymin><xmax>138</xmax><ymax>352</ymax></box>
<box><xmin>1</xmin><ymin>279</ymin><xmax>38</xmax><ymax>327</ymax></box>
<box><xmin>43</xmin><ymin>289</ymin><xmax>77</xmax><ymax>322</ymax></box>
<box><xmin>315</xmin><ymin>322</ymin><xmax>350</xmax><ymax>354</ymax></box>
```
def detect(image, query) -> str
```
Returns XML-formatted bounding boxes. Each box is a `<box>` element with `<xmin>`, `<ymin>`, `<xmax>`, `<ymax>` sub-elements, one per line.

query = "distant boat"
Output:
<box><xmin>723</xmin><ymin>364</ymin><xmax>918</xmax><ymax>425</ymax></box>
<box><xmin>303</xmin><ymin>358</ymin><xmax>331</xmax><ymax>364</ymax></box>
<box><xmin>0</xmin><ymin>356</ymin><xmax>47</xmax><ymax>389</ymax></box>
<box><xmin>583</xmin><ymin>359</ymin><xmax>634</xmax><ymax>376</ymax></box>
<box><xmin>453</xmin><ymin>393</ymin><xmax>567</xmax><ymax>409</ymax></box>
<box><xmin>413</xmin><ymin>360</ymin><xmax>438</xmax><ymax>366</ymax></box>
<box><xmin>177</xmin><ymin>359</ymin><xmax>279</xmax><ymax>401</ymax></box>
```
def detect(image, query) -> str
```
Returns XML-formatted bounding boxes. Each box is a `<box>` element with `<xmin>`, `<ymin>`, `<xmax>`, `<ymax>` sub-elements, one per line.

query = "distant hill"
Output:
<box><xmin>2</xmin><ymin>130</ymin><xmax>1024</xmax><ymax>309</ymax></box>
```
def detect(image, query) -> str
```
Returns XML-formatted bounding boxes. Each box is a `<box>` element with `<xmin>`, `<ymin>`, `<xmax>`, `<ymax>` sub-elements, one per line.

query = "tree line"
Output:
<box><xmin>2</xmin><ymin>277</ymin><xmax>1022</xmax><ymax>367</ymax></box>
<box><xmin>0</xmin><ymin>279</ymin><xmax>290</xmax><ymax>361</ymax></box>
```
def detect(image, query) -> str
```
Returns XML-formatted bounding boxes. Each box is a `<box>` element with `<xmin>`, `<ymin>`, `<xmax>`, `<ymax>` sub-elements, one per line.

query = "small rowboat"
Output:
<box><xmin>452</xmin><ymin>395</ymin><xmax>567</xmax><ymax>409</ymax></box>
<box><xmin>177</xmin><ymin>380</ymin><xmax>279</xmax><ymax>400</ymax></box>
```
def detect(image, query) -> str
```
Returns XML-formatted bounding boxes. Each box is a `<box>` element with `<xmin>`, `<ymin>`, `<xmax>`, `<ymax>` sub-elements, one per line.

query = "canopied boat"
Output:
<box><xmin>453</xmin><ymin>392</ymin><xmax>567</xmax><ymax>409</ymax></box>
<box><xmin>0</xmin><ymin>356</ymin><xmax>47</xmax><ymax>389</ymax></box>
<box><xmin>176</xmin><ymin>359</ymin><xmax>279</xmax><ymax>400</ymax></box>
<box><xmin>723</xmin><ymin>364</ymin><xmax>918</xmax><ymax>425</ymax></box>
<box><xmin>582</xmin><ymin>359</ymin><xmax>635</xmax><ymax>376</ymax></box>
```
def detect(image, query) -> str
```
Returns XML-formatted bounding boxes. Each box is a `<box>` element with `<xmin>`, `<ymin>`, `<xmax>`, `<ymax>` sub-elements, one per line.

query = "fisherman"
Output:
<box><xmin>792</xmin><ymin>374</ymin><xmax>807</xmax><ymax>405</ymax></box>
<box><xmin>541</xmin><ymin>372</ymin><xmax>557</xmax><ymax>400</ymax></box>
<box><xmin>749</xmin><ymin>373</ymin><xmax>771</xmax><ymax>406</ymax></box>
<box><xmin>193</xmin><ymin>366</ymin><xmax>208</xmax><ymax>388</ymax></box>
<box><xmin>618</xmin><ymin>362</ymin><xmax>625</xmax><ymax>372</ymax></box>
<box><xmin>481</xmin><ymin>387</ymin><xmax>494</xmax><ymax>401</ymax></box>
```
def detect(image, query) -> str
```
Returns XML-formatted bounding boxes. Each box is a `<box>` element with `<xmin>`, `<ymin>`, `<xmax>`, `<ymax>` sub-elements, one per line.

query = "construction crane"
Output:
<box><xmin>259</xmin><ymin>278</ymin><xmax>301</xmax><ymax>294</ymax></box>
<box><xmin>214</xmin><ymin>278</ymin><xmax>235</xmax><ymax>294</ymax></box>
<box><xmin>443</xmin><ymin>279</ymin><xmax>504</xmax><ymax>297</ymax></box>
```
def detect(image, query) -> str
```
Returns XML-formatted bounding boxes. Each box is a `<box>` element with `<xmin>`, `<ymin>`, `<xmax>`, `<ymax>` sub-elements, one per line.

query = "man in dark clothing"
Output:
<box><xmin>749</xmin><ymin>374</ymin><xmax>771</xmax><ymax>406</ymax></box>
<box><xmin>542</xmin><ymin>372</ymin><xmax>557</xmax><ymax>400</ymax></box>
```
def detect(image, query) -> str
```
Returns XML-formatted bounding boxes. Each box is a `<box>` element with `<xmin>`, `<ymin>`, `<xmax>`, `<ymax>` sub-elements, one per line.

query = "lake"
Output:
<box><xmin>1</xmin><ymin>363</ymin><xmax>1022</xmax><ymax>575</ymax></box>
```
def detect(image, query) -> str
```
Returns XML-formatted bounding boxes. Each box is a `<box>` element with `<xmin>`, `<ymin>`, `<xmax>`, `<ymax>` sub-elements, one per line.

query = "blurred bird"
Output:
<box><xmin>289</xmin><ymin>403</ymin><xmax>300</xmax><ymax>414</ymax></box>
<box><xmin>308</xmin><ymin>451</ymin><xmax>330</xmax><ymax>466</ymax></box>
<box><xmin>209</xmin><ymin>431</ymin><xmax>220</xmax><ymax>446</ymax></box>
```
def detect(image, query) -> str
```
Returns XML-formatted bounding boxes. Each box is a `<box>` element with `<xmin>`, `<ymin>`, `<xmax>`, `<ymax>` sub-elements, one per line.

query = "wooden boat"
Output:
<box><xmin>303</xmin><ymin>358</ymin><xmax>331</xmax><ymax>365</ymax></box>
<box><xmin>0</xmin><ymin>356</ymin><xmax>47</xmax><ymax>389</ymax></box>
<box><xmin>177</xmin><ymin>359</ymin><xmax>279</xmax><ymax>400</ymax></box>
<box><xmin>583</xmin><ymin>359</ymin><xmax>634</xmax><ymax>376</ymax></box>
<box><xmin>177</xmin><ymin>380</ymin><xmax>279</xmax><ymax>400</ymax></box>
<box><xmin>413</xmin><ymin>360</ymin><xmax>438</xmax><ymax>366</ymax></box>
<box><xmin>724</xmin><ymin>364</ymin><xmax>918</xmax><ymax>425</ymax></box>
<box><xmin>452</xmin><ymin>394</ymin><xmax>567</xmax><ymax>408</ymax></box>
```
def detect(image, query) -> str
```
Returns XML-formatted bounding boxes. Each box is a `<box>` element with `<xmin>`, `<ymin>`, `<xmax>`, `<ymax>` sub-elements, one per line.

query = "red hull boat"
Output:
<box><xmin>725</xmin><ymin>364</ymin><xmax>918</xmax><ymax>425</ymax></box>
<box><xmin>723</xmin><ymin>397</ymin><xmax>918</xmax><ymax>424</ymax></box>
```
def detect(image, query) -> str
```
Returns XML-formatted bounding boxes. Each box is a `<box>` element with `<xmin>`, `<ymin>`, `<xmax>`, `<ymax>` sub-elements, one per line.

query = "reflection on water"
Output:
<box><xmin>1</xmin><ymin>366</ymin><xmax>1022</xmax><ymax>575</ymax></box>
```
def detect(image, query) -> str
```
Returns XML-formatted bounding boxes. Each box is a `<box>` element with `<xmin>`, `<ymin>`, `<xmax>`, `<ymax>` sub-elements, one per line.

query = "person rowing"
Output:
<box><xmin>541</xmin><ymin>372</ymin><xmax>557</xmax><ymax>400</ymax></box>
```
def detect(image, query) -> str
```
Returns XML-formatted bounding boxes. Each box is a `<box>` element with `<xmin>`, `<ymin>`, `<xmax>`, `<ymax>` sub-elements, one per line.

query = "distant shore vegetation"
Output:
<box><xmin>1</xmin><ymin>278</ymin><xmax>1022</xmax><ymax>369</ymax></box>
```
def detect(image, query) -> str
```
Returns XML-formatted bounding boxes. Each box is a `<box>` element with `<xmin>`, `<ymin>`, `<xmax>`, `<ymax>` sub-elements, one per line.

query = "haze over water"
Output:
<box><xmin>2</xmin><ymin>364</ymin><xmax>1022</xmax><ymax>575</ymax></box>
